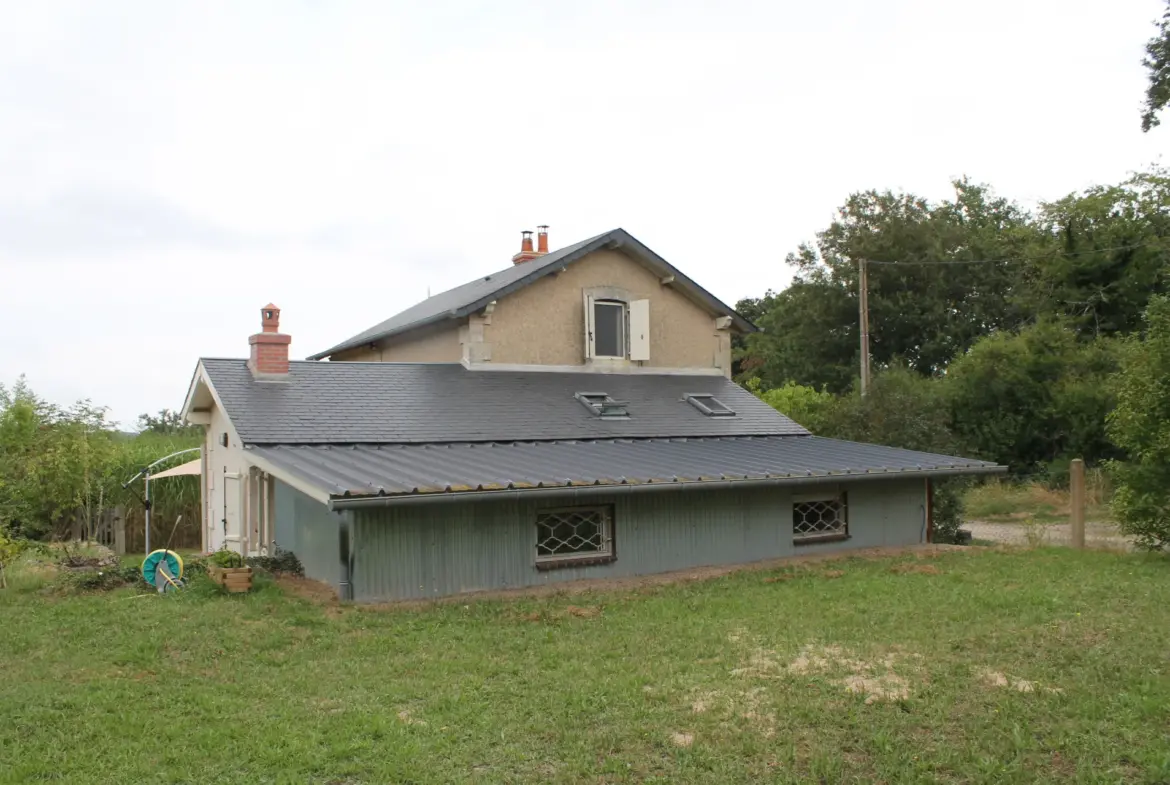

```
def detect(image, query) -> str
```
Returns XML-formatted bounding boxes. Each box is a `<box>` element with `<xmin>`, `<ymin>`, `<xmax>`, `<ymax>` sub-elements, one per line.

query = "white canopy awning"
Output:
<box><xmin>151</xmin><ymin>458</ymin><xmax>201</xmax><ymax>479</ymax></box>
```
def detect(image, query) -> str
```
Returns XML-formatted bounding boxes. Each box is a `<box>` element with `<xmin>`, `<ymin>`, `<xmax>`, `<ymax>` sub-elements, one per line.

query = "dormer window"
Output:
<box><xmin>575</xmin><ymin>391</ymin><xmax>630</xmax><ymax>418</ymax></box>
<box><xmin>685</xmin><ymin>393</ymin><xmax>736</xmax><ymax>417</ymax></box>
<box><xmin>583</xmin><ymin>294</ymin><xmax>650</xmax><ymax>362</ymax></box>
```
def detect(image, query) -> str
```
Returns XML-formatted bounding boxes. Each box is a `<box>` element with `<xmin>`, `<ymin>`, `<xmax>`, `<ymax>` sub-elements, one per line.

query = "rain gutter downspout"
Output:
<box><xmin>336</xmin><ymin>509</ymin><xmax>354</xmax><ymax>601</ymax></box>
<box><xmin>326</xmin><ymin>465</ymin><xmax>1006</xmax><ymax>511</ymax></box>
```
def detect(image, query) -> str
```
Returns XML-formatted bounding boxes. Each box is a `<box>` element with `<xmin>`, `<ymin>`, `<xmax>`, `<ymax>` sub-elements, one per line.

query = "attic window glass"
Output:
<box><xmin>685</xmin><ymin>393</ymin><xmax>736</xmax><ymax>417</ymax></box>
<box><xmin>575</xmin><ymin>392</ymin><xmax>629</xmax><ymax>418</ymax></box>
<box><xmin>593</xmin><ymin>300</ymin><xmax>626</xmax><ymax>358</ymax></box>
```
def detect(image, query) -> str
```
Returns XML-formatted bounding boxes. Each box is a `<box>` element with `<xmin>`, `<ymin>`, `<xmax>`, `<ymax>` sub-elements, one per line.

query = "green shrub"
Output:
<box><xmin>246</xmin><ymin>548</ymin><xmax>303</xmax><ymax>576</ymax></box>
<box><xmin>748</xmin><ymin>378</ymin><xmax>836</xmax><ymax>433</ymax></box>
<box><xmin>0</xmin><ymin>533</ymin><xmax>28</xmax><ymax>569</ymax></box>
<box><xmin>931</xmin><ymin>479</ymin><xmax>968</xmax><ymax>544</ymax></box>
<box><xmin>1107</xmin><ymin>296</ymin><xmax>1170</xmax><ymax>550</ymax></box>
<box><xmin>61</xmin><ymin>564</ymin><xmax>142</xmax><ymax>592</ymax></box>
<box><xmin>209</xmin><ymin>550</ymin><xmax>245</xmax><ymax>568</ymax></box>
<box><xmin>183</xmin><ymin>556</ymin><xmax>208</xmax><ymax>577</ymax></box>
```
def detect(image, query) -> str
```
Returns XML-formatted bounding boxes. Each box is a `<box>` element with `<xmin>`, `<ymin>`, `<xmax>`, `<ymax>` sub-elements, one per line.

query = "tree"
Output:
<box><xmin>744</xmin><ymin>378</ymin><xmax>836</xmax><ymax>433</ymax></box>
<box><xmin>741</xmin><ymin>265</ymin><xmax>858</xmax><ymax>392</ymax></box>
<box><xmin>945</xmin><ymin>321</ymin><xmax>1120</xmax><ymax>474</ymax></box>
<box><xmin>1142</xmin><ymin>2</ymin><xmax>1170</xmax><ymax>132</ymax></box>
<box><xmin>819</xmin><ymin>366</ymin><xmax>957</xmax><ymax>457</ymax></box>
<box><xmin>739</xmin><ymin>180</ymin><xmax>1039</xmax><ymax>391</ymax></box>
<box><xmin>804</xmin><ymin>366</ymin><xmax>966</xmax><ymax>543</ymax></box>
<box><xmin>137</xmin><ymin>409</ymin><xmax>199</xmax><ymax>436</ymax></box>
<box><xmin>1107</xmin><ymin>296</ymin><xmax>1170</xmax><ymax>549</ymax></box>
<box><xmin>0</xmin><ymin>379</ymin><xmax>119</xmax><ymax>539</ymax></box>
<box><xmin>732</xmin><ymin>291</ymin><xmax>778</xmax><ymax>378</ymax></box>
<box><xmin>1027</xmin><ymin>170</ymin><xmax>1170</xmax><ymax>337</ymax></box>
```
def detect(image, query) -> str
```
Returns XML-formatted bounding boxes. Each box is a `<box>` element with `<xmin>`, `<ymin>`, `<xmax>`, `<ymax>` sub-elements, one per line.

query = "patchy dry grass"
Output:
<box><xmin>964</xmin><ymin>472</ymin><xmax>1113</xmax><ymax>524</ymax></box>
<box><xmin>2</xmin><ymin>548</ymin><xmax>1169</xmax><ymax>783</ymax></box>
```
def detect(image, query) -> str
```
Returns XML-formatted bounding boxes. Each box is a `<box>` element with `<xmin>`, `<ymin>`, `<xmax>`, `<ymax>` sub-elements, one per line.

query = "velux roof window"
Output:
<box><xmin>685</xmin><ymin>393</ymin><xmax>736</xmax><ymax>417</ymax></box>
<box><xmin>575</xmin><ymin>391</ymin><xmax>630</xmax><ymax>419</ymax></box>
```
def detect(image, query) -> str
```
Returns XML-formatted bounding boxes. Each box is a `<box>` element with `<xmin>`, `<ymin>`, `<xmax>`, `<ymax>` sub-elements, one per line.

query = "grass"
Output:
<box><xmin>963</xmin><ymin>472</ymin><xmax>1113</xmax><ymax>524</ymax></box>
<box><xmin>2</xmin><ymin>548</ymin><xmax>1170</xmax><ymax>784</ymax></box>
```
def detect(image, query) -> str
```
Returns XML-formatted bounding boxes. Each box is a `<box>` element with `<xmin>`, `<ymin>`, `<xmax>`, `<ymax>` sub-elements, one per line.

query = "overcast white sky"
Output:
<box><xmin>1</xmin><ymin>0</ymin><xmax>1166</xmax><ymax>426</ymax></box>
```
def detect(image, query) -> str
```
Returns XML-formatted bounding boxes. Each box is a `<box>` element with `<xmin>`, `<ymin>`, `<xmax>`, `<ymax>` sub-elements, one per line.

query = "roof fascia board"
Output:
<box><xmin>450</xmin><ymin>233</ymin><xmax>620</xmax><ymax>322</ymax></box>
<box><xmin>328</xmin><ymin>463</ymin><xmax>1007</xmax><ymax>510</ymax></box>
<box><xmin>604</xmin><ymin>231</ymin><xmax>757</xmax><ymax>334</ymax></box>
<box><xmin>455</xmin><ymin>229</ymin><xmax>756</xmax><ymax>333</ymax></box>
<box><xmin>180</xmin><ymin>361</ymin><xmax>211</xmax><ymax>421</ymax></box>
<box><xmin>182</xmin><ymin>360</ymin><xmax>246</xmax><ymax>448</ymax></box>
<box><xmin>307</xmin><ymin>309</ymin><xmax>465</xmax><ymax>361</ymax></box>
<box><xmin>244</xmin><ymin>449</ymin><xmax>333</xmax><ymax>505</ymax></box>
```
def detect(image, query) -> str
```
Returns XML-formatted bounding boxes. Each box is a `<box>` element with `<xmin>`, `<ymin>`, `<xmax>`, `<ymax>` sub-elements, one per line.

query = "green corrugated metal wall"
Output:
<box><xmin>274</xmin><ymin>482</ymin><xmax>340</xmax><ymax>588</ymax></box>
<box><xmin>348</xmin><ymin>479</ymin><xmax>927</xmax><ymax>602</ymax></box>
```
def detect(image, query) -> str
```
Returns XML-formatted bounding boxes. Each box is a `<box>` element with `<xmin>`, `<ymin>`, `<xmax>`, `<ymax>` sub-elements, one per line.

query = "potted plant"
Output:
<box><xmin>207</xmin><ymin>549</ymin><xmax>252</xmax><ymax>593</ymax></box>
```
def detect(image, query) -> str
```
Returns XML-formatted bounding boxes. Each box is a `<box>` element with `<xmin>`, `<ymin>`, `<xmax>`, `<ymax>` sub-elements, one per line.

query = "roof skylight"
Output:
<box><xmin>575</xmin><ymin>391</ymin><xmax>630</xmax><ymax>419</ymax></box>
<box><xmin>685</xmin><ymin>393</ymin><xmax>736</xmax><ymax>417</ymax></box>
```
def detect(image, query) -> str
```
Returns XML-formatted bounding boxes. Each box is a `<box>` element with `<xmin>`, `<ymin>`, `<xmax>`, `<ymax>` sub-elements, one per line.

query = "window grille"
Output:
<box><xmin>793</xmin><ymin>495</ymin><xmax>848</xmax><ymax>542</ymax></box>
<box><xmin>536</xmin><ymin>506</ymin><xmax>614</xmax><ymax>565</ymax></box>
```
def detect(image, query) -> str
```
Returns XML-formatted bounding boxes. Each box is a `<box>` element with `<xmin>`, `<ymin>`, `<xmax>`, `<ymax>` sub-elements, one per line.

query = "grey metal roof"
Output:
<box><xmin>248</xmin><ymin>436</ymin><xmax>1003</xmax><ymax>501</ymax></box>
<box><xmin>200</xmin><ymin>359</ymin><xmax>808</xmax><ymax>444</ymax></box>
<box><xmin>307</xmin><ymin>228</ymin><xmax>757</xmax><ymax>360</ymax></box>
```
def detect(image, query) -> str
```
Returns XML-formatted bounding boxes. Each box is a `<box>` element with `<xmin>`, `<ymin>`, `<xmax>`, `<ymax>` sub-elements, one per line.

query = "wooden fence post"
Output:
<box><xmin>1070</xmin><ymin>458</ymin><xmax>1086</xmax><ymax>549</ymax></box>
<box><xmin>113</xmin><ymin>507</ymin><xmax>126</xmax><ymax>556</ymax></box>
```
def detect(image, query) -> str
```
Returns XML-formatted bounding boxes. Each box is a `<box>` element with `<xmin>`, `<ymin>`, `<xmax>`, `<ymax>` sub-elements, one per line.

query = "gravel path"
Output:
<box><xmin>965</xmin><ymin>519</ymin><xmax>1134</xmax><ymax>550</ymax></box>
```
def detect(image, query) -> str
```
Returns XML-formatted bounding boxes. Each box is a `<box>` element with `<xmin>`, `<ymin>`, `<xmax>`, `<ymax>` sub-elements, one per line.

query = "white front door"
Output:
<box><xmin>222</xmin><ymin>470</ymin><xmax>243</xmax><ymax>553</ymax></box>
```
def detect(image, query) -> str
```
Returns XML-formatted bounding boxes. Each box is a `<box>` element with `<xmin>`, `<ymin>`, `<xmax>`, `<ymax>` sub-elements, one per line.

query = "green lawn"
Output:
<box><xmin>2</xmin><ymin>548</ymin><xmax>1169</xmax><ymax>784</ymax></box>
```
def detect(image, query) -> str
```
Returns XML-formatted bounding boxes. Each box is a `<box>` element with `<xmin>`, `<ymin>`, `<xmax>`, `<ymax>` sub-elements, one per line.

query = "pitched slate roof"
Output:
<box><xmin>249</xmin><ymin>436</ymin><xmax>1002</xmax><ymax>502</ymax></box>
<box><xmin>307</xmin><ymin>228</ymin><xmax>756</xmax><ymax>360</ymax></box>
<box><xmin>200</xmin><ymin>359</ymin><xmax>808</xmax><ymax>445</ymax></box>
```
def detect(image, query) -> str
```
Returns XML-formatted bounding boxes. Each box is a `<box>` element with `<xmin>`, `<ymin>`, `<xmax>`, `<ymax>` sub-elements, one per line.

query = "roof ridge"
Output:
<box><xmin>305</xmin><ymin>227</ymin><xmax>754</xmax><ymax>360</ymax></box>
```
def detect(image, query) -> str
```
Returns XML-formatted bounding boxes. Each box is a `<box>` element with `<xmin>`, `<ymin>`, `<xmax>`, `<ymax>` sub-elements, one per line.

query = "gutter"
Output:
<box><xmin>326</xmin><ymin>464</ymin><xmax>1006</xmax><ymax>511</ymax></box>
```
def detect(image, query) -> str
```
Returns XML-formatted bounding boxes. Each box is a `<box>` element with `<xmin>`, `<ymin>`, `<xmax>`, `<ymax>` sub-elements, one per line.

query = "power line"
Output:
<box><xmin>864</xmin><ymin>242</ymin><xmax>1160</xmax><ymax>267</ymax></box>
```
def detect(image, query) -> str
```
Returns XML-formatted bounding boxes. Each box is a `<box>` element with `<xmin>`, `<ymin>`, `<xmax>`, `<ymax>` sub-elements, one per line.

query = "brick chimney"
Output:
<box><xmin>248</xmin><ymin>303</ymin><xmax>291</xmax><ymax>379</ymax></box>
<box><xmin>511</xmin><ymin>226</ymin><xmax>549</xmax><ymax>264</ymax></box>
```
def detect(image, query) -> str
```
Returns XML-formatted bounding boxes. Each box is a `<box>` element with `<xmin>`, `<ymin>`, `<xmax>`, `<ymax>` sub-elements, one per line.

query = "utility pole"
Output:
<box><xmin>858</xmin><ymin>258</ymin><xmax>871</xmax><ymax>396</ymax></box>
<box><xmin>1070</xmin><ymin>458</ymin><xmax>1086</xmax><ymax>549</ymax></box>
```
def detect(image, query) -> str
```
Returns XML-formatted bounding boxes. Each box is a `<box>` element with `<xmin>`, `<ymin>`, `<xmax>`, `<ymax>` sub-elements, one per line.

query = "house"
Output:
<box><xmin>181</xmin><ymin>227</ymin><xmax>1003</xmax><ymax>601</ymax></box>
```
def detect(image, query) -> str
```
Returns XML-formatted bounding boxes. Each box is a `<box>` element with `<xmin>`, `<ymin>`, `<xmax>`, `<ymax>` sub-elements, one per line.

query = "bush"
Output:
<box><xmin>246</xmin><ymin>548</ymin><xmax>303</xmax><ymax>576</ymax></box>
<box><xmin>748</xmin><ymin>378</ymin><xmax>836</xmax><ymax>433</ymax></box>
<box><xmin>209</xmin><ymin>550</ymin><xmax>245</xmax><ymax>568</ymax></box>
<box><xmin>0</xmin><ymin>533</ymin><xmax>29</xmax><ymax>568</ymax></box>
<box><xmin>946</xmin><ymin>321</ymin><xmax>1120</xmax><ymax>472</ymax></box>
<box><xmin>183</xmin><ymin>556</ymin><xmax>208</xmax><ymax>577</ymax></box>
<box><xmin>62</xmin><ymin>564</ymin><xmax>142</xmax><ymax>592</ymax></box>
<box><xmin>931</xmin><ymin>479</ymin><xmax>968</xmax><ymax>544</ymax></box>
<box><xmin>1107</xmin><ymin>296</ymin><xmax>1170</xmax><ymax>550</ymax></box>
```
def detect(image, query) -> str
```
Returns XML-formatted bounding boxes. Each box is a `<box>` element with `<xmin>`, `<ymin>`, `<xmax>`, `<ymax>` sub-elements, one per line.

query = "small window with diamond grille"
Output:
<box><xmin>792</xmin><ymin>494</ymin><xmax>849</xmax><ymax>543</ymax></box>
<box><xmin>535</xmin><ymin>506</ymin><xmax>615</xmax><ymax>568</ymax></box>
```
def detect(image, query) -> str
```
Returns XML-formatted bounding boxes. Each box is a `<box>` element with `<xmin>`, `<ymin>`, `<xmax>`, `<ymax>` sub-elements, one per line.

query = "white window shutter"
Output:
<box><xmin>629</xmin><ymin>299</ymin><xmax>650</xmax><ymax>361</ymax></box>
<box><xmin>583</xmin><ymin>292</ymin><xmax>595</xmax><ymax>360</ymax></box>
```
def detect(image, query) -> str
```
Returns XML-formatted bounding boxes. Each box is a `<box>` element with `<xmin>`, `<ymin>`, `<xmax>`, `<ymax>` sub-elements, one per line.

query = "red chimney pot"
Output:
<box><xmin>511</xmin><ymin>226</ymin><xmax>550</xmax><ymax>265</ymax></box>
<box><xmin>248</xmin><ymin>304</ymin><xmax>291</xmax><ymax>378</ymax></box>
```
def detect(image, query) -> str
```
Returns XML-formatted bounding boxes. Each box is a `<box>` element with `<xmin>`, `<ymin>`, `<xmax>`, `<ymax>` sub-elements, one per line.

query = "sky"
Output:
<box><xmin>1</xmin><ymin>0</ymin><xmax>1166</xmax><ymax>427</ymax></box>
